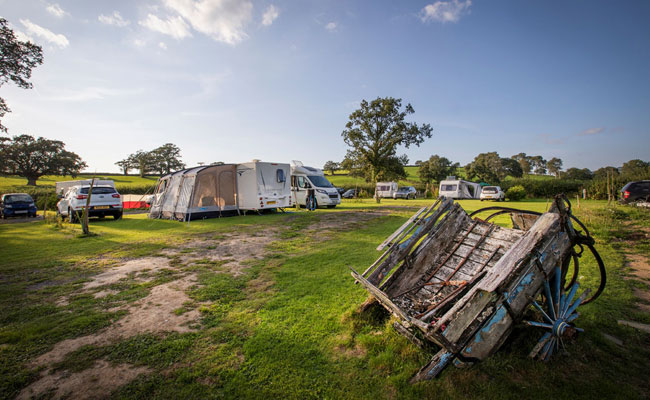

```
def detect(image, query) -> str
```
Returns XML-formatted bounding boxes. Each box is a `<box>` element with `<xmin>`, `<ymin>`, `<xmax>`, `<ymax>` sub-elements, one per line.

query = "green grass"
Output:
<box><xmin>0</xmin><ymin>174</ymin><xmax>159</xmax><ymax>192</ymax></box>
<box><xmin>0</xmin><ymin>200</ymin><xmax>648</xmax><ymax>399</ymax></box>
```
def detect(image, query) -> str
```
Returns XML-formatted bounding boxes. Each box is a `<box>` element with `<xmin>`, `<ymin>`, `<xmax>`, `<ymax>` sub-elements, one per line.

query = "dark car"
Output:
<box><xmin>620</xmin><ymin>180</ymin><xmax>650</xmax><ymax>204</ymax></box>
<box><xmin>1</xmin><ymin>193</ymin><xmax>38</xmax><ymax>218</ymax></box>
<box><xmin>336</xmin><ymin>187</ymin><xmax>346</xmax><ymax>195</ymax></box>
<box><xmin>342</xmin><ymin>189</ymin><xmax>359</xmax><ymax>199</ymax></box>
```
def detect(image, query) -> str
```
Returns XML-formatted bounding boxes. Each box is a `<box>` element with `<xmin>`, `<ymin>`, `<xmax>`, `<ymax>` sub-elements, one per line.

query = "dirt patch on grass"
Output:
<box><xmin>18</xmin><ymin>360</ymin><xmax>149</xmax><ymax>400</ymax></box>
<box><xmin>305</xmin><ymin>210</ymin><xmax>387</xmax><ymax>233</ymax></box>
<box><xmin>625</xmin><ymin>253</ymin><xmax>650</xmax><ymax>281</ymax></box>
<box><xmin>83</xmin><ymin>257</ymin><xmax>171</xmax><ymax>290</ymax></box>
<box><xmin>36</xmin><ymin>274</ymin><xmax>199</xmax><ymax>367</ymax></box>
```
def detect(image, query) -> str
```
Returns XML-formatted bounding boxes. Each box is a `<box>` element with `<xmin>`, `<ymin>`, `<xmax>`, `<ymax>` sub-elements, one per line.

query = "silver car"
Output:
<box><xmin>393</xmin><ymin>186</ymin><xmax>417</xmax><ymax>199</ymax></box>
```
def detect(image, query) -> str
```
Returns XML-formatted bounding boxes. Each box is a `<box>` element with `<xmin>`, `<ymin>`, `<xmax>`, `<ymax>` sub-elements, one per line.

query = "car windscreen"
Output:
<box><xmin>307</xmin><ymin>175</ymin><xmax>333</xmax><ymax>188</ymax></box>
<box><xmin>441</xmin><ymin>184</ymin><xmax>457</xmax><ymax>191</ymax></box>
<box><xmin>79</xmin><ymin>187</ymin><xmax>116</xmax><ymax>194</ymax></box>
<box><xmin>5</xmin><ymin>194</ymin><xmax>33</xmax><ymax>203</ymax></box>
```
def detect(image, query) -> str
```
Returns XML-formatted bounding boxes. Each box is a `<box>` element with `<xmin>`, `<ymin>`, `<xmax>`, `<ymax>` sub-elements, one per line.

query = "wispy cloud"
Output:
<box><xmin>539</xmin><ymin>133</ymin><xmax>565</xmax><ymax>145</ymax></box>
<box><xmin>142</xmin><ymin>0</ymin><xmax>253</xmax><ymax>45</ymax></box>
<box><xmin>578</xmin><ymin>127</ymin><xmax>605</xmax><ymax>136</ymax></box>
<box><xmin>420</xmin><ymin>0</ymin><xmax>472</xmax><ymax>23</ymax></box>
<box><xmin>139</xmin><ymin>14</ymin><xmax>192</xmax><ymax>40</ymax></box>
<box><xmin>99</xmin><ymin>11</ymin><xmax>130</xmax><ymax>27</ymax></box>
<box><xmin>325</xmin><ymin>22</ymin><xmax>337</xmax><ymax>32</ymax></box>
<box><xmin>158</xmin><ymin>42</ymin><xmax>168</xmax><ymax>50</ymax></box>
<box><xmin>262</xmin><ymin>5</ymin><xmax>279</xmax><ymax>26</ymax></box>
<box><xmin>132</xmin><ymin>38</ymin><xmax>146</xmax><ymax>48</ymax></box>
<box><xmin>50</xmin><ymin>86</ymin><xmax>142</xmax><ymax>102</ymax></box>
<box><xmin>20</xmin><ymin>19</ymin><xmax>69</xmax><ymax>48</ymax></box>
<box><xmin>46</xmin><ymin>3</ymin><xmax>67</xmax><ymax>18</ymax></box>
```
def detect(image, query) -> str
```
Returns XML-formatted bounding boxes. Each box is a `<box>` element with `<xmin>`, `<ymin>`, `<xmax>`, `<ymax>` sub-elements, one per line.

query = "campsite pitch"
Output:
<box><xmin>0</xmin><ymin>199</ymin><xmax>649</xmax><ymax>399</ymax></box>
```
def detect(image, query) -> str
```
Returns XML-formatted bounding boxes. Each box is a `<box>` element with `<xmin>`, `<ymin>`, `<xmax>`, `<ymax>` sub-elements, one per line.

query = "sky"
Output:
<box><xmin>1</xmin><ymin>0</ymin><xmax>649</xmax><ymax>173</ymax></box>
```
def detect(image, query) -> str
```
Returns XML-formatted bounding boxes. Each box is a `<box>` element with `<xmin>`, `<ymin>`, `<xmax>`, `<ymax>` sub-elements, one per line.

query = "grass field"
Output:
<box><xmin>1</xmin><ymin>199</ymin><xmax>649</xmax><ymax>399</ymax></box>
<box><xmin>0</xmin><ymin>174</ymin><xmax>159</xmax><ymax>191</ymax></box>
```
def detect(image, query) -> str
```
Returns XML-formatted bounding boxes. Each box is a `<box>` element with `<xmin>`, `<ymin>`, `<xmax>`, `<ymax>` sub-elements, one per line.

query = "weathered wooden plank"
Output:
<box><xmin>377</xmin><ymin>206</ymin><xmax>429</xmax><ymax>251</ymax></box>
<box><xmin>350</xmin><ymin>268</ymin><xmax>412</xmax><ymax>326</ymax></box>
<box><xmin>511</xmin><ymin>213</ymin><xmax>539</xmax><ymax>231</ymax></box>
<box><xmin>440</xmin><ymin>289</ymin><xmax>497</xmax><ymax>343</ymax></box>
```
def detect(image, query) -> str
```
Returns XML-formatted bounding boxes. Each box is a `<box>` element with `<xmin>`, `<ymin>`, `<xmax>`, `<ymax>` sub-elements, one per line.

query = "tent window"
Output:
<box><xmin>276</xmin><ymin>169</ymin><xmax>286</xmax><ymax>183</ymax></box>
<box><xmin>192</xmin><ymin>173</ymin><xmax>217</xmax><ymax>208</ymax></box>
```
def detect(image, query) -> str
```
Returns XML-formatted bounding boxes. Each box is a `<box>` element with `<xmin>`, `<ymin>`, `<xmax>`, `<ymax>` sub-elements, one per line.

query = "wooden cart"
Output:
<box><xmin>351</xmin><ymin>195</ymin><xmax>605</xmax><ymax>381</ymax></box>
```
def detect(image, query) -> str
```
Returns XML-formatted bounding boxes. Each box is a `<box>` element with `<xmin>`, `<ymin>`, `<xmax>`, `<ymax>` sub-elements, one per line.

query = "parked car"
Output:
<box><xmin>1</xmin><ymin>193</ymin><xmax>38</xmax><ymax>218</ymax></box>
<box><xmin>620</xmin><ymin>180</ymin><xmax>650</xmax><ymax>204</ymax></box>
<box><xmin>393</xmin><ymin>186</ymin><xmax>417</xmax><ymax>199</ymax></box>
<box><xmin>57</xmin><ymin>184</ymin><xmax>123</xmax><ymax>222</ymax></box>
<box><xmin>480</xmin><ymin>186</ymin><xmax>505</xmax><ymax>201</ymax></box>
<box><xmin>336</xmin><ymin>187</ymin><xmax>346</xmax><ymax>195</ymax></box>
<box><xmin>342</xmin><ymin>189</ymin><xmax>360</xmax><ymax>199</ymax></box>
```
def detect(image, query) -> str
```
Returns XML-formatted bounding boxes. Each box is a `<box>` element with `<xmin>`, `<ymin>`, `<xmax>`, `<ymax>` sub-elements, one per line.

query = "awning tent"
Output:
<box><xmin>148</xmin><ymin>164</ymin><xmax>238</xmax><ymax>220</ymax></box>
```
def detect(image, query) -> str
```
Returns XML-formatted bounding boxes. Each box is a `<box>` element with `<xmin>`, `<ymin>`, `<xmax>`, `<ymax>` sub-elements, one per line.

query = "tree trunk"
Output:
<box><xmin>27</xmin><ymin>177</ymin><xmax>37</xmax><ymax>186</ymax></box>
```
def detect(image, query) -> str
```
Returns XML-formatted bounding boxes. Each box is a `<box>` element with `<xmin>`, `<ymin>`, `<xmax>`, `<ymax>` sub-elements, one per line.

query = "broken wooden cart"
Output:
<box><xmin>351</xmin><ymin>195</ymin><xmax>605</xmax><ymax>381</ymax></box>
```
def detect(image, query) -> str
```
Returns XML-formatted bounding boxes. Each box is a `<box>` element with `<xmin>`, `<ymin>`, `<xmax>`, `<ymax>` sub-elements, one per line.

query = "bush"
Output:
<box><xmin>506</xmin><ymin>185</ymin><xmax>526</xmax><ymax>201</ymax></box>
<box><xmin>501</xmin><ymin>178</ymin><xmax>584</xmax><ymax>198</ymax></box>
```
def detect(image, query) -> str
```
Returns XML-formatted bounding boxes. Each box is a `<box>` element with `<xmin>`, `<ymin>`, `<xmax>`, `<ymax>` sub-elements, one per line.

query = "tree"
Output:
<box><xmin>418</xmin><ymin>155</ymin><xmax>457</xmax><ymax>185</ymax></box>
<box><xmin>341</xmin><ymin>97</ymin><xmax>432</xmax><ymax>185</ymax></box>
<box><xmin>621</xmin><ymin>159</ymin><xmax>650</xmax><ymax>179</ymax></box>
<box><xmin>547</xmin><ymin>157</ymin><xmax>563</xmax><ymax>178</ymax></box>
<box><xmin>564</xmin><ymin>167</ymin><xmax>593</xmax><ymax>180</ymax></box>
<box><xmin>150</xmin><ymin>143</ymin><xmax>185</xmax><ymax>175</ymax></box>
<box><xmin>511</xmin><ymin>153</ymin><xmax>532</xmax><ymax>175</ymax></box>
<box><xmin>501</xmin><ymin>157</ymin><xmax>523</xmax><ymax>178</ymax></box>
<box><xmin>465</xmin><ymin>152</ymin><xmax>504</xmax><ymax>183</ymax></box>
<box><xmin>530</xmin><ymin>155</ymin><xmax>547</xmax><ymax>175</ymax></box>
<box><xmin>0</xmin><ymin>134</ymin><xmax>86</xmax><ymax>185</ymax></box>
<box><xmin>115</xmin><ymin>158</ymin><xmax>134</xmax><ymax>175</ymax></box>
<box><xmin>0</xmin><ymin>18</ymin><xmax>43</xmax><ymax>133</ymax></box>
<box><xmin>128</xmin><ymin>150</ymin><xmax>155</xmax><ymax>177</ymax></box>
<box><xmin>323</xmin><ymin>161</ymin><xmax>340</xmax><ymax>175</ymax></box>
<box><xmin>593</xmin><ymin>166</ymin><xmax>619</xmax><ymax>180</ymax></box>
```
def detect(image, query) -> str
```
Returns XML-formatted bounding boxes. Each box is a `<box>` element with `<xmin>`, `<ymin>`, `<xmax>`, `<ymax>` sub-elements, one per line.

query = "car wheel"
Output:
<box><xmin>114</xmin><ymin>212</ymin><xmax>123</xmax><ymax>220</ymax></box>
<box><xmin>327</xmin><ymin>205</ymin><xmax>336</xmax><ymax>209</ymax></box>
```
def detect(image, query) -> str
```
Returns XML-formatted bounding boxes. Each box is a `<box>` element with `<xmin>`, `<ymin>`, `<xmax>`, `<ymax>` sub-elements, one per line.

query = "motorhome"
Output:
<box><xmin>376</xmin><ymin>182</ymin><xmax>398</xmax><ymax>198</ymax></box>
<box><xmin>290</xmin><ymin>161</ymin><xmax>340</xmax><ymax>208</ymax></box>
<box><xmin>438</xmin><ymin>176</ymin><xmax>482</xmax><ymax>199</ymax></box>
<box><xmin>237</xmin><ymin>160</ymin><xmax>291</xmax><ymax>211</ymax></box>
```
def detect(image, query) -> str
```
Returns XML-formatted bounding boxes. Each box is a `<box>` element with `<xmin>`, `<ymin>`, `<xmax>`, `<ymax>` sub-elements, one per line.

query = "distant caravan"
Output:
<box><xmin>438</xmin><ymin>177</ymin><xmax>482</xmax><ymax>199</ymax></box>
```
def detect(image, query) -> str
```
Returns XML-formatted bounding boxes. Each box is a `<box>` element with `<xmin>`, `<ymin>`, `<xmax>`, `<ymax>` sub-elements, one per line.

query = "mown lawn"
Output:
<box><xmin>0</xmin><ymin>199</ymin><xmax>648</xmax><ymax>399</ymax></box>
<box><xmin>0</xmin><ymin>174</ymin><xmax>159</xmax><ymax>192</ymax></box>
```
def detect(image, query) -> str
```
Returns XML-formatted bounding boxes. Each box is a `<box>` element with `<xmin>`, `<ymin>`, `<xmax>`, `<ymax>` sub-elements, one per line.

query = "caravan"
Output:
<box><xmin>290</xmin><ymin>161</ymin><xmax>340</xmax><ymax>208</ymax></box>
<box><xmin>376</xmin><ymin>182</ymin><xmax>398</xmax><ymax>198</ymax></box>
<box><xmin>236</xmin><ymin>160</ymin><xmax>291</xmax><ymax>211</ymax></box>
<box><xmin>438</xmin><ymin>177</ymin><xmax>482</xmax><ymax>199</ymax></box>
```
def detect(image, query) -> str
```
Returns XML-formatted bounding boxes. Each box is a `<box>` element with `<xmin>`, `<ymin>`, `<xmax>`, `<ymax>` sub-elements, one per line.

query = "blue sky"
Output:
<box><xmin>1</xmin><ymin>0</ymin><xmax>649</xmax><ymax>173</ymax></box>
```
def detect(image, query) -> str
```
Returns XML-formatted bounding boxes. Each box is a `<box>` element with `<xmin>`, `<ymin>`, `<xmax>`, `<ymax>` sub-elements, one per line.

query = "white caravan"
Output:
<box><xmin>290</xmin><ymin>161</ymin><xmax>340</xmax><ymax>208</ymax></box>
<box><xmin>438</xmin><ymin>177</ymin><xmax>482</xmax><ymax>199</ymax></box>
<box><xmin>376</xmin><ymin>182</ymin><xmax>398</xmax><ymax>198</ymax></box>
<box><xmin>237</xmin><ymin>160</ymin><xmax>291</xmax><ymax>211</ymax></box>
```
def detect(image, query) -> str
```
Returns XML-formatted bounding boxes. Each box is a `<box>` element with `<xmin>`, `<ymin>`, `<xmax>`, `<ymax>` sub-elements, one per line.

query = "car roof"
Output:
<box><xmin>3</xmin><ymin>193</ymin><xmax>32</xmax><ymax>196</ymax></box>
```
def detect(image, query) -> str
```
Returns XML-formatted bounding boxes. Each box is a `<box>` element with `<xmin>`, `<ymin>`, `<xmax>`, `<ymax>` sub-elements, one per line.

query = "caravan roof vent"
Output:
<box><xmin>446</xmin><ymin>176</ymin><xmax>456</xmax><ymax>180</ymax></box>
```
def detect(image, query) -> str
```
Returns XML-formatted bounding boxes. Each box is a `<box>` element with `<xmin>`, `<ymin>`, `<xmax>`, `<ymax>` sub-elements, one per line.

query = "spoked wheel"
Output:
<box><xmin>524</xmin><ymin>266</ymin><xmax>591</xmax><ymax>361</ymax></box>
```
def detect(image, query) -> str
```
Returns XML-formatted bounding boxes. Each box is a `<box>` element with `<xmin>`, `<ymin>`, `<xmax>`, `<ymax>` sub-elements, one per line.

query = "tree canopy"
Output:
<box><xmin>0</xmin><ymin>134</ymin><xmax>86</xmax><ymax>185</ymax></box>
<box><xmin>341</xmin><ymin>97</ymin><xmax>432</xmax><ymax>183</ymax></box>
<box><xmin>465</xmin><ymin>152</ymin><xmax>521</xmax><ymax>183</ymax></box>
<box><xmin>547</xmin><ymin>157</ymin><xmax>563</xmax><ymax>177</ymax></box>
<box><xmin>116</xmin><ymin>144</ymin><xmax>185</xmax><ymax>177</ymax></box>
<box><xmin>323</xmin><ymin>161</ymin><xmax>340</xmax><ymax>175</ymax></box>
<box><xmin>418</xmin><ymin>155</ymin><xmax>457</xmax><ymax>184</ymax></box>
<box><xmin>564</xmin><ymin>167</ymin><xmax>593</xmax><ymax>180</ymax></box>
<box><xmin>0</xmin><ymin>18</ymin><xmax>43</xmax><ymax>133</ymax></box>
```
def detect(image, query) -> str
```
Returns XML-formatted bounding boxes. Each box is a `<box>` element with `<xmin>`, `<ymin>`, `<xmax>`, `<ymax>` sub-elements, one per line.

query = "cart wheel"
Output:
<box><xmin>524</xmin><ymin>266</ymin><xmax>590</xmax><ymax>361</ymax></box>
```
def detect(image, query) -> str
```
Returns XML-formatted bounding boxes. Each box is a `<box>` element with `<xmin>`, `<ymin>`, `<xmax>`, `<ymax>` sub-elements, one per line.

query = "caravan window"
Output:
<box><xmin>441</xmin><ymin>184</ymin><xmax>457</xmax><ymax>191</ymax></box>
<box><xmin>378</xmin><ymin>185</ymin><xmax>389</xmax><ymax>191</ymax></box>
<box><xmin>276</xmin><ymin>169</ymin><xmax>286</xmax><ymax>183</ymax></box>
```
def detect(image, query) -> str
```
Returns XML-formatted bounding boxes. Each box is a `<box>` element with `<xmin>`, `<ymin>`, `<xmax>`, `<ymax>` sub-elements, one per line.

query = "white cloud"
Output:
<box><xmin>262</xmin><ymin>5</ymin><xmax>279</xmax><ymax>26</ymax></box>
<box><xmin>133</xmin><ymin>38</ymin><xmax>146</xmax><ymax>48</ymax></box>
<box><xmin>421</xmin><ymin>0</ymin><xmax>472</xmax><ymax>23</ymax></box>
<box><xmin>20</xmin><ymin>19</ymin><xmax>69</xmax><ymax>48</ymax></box>
<box><xmin>98</xmin><ymin>11</ymin><xmax>130</xmax><ymax>27</ymax></box>
<box><xmin>578</xmin><ymin>127</ymin><xmax>605</xmax><ymax>136</ymax></box>
<box><xmin>13</xmin><ymin>29</ymin><xmax>35</xmax><ymax>43</ymax></box>
<box><xmin>162</xmin><ymin>0</ymin><xmax>253</xmax><ymax>45</ymax></box>
<box><xmin>139</xmin><ymin>14</ymin><xmax>192</xmax><ymax>39</ymax></box>
<box><xmin>46</xmin><ymin>3</ymin><xmax>67</xmax><ymax>18</ymax></box>
<box><xmin>325</xmin><ymin>22</ymin><xmax>337</xmax><ymax>32</ymax></box>
<box><xmin>158</xmin><ymin>41</ymin><xmax>168</xmax><ymax>50</ymax></box>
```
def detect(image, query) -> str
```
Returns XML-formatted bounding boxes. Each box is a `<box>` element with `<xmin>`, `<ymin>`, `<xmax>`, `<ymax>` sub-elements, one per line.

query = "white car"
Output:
<box><xmin>57</xmin><ymin>185</ymin><xmax>123</xmax><ymax>221</ymax></box>
<box><xmin>480</xmin><ymin>186</ymin><xmax>505</xmax><ymax>201</ymax></box>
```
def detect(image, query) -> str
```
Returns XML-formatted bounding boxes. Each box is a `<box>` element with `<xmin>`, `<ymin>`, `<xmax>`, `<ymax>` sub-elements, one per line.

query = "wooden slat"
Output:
<box><xmin>376</xmin><ymin>206</ymin><xmax>428</xmax><ymax>250</ymax></box>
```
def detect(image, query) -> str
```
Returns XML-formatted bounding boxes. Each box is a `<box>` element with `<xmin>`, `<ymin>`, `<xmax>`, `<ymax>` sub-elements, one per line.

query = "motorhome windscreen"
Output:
<box><xmin>308</xmin><ymin>175</ymin><xmax>333</xmax><ymax>188</ymax></box>
<box><xmin>441</xmin><ymin>184</ymin><xmax>457</xmax><ymax>191</ymax></box>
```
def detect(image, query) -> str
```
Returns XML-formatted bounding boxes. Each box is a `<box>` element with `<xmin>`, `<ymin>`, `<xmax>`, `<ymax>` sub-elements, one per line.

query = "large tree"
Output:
<box><xmin>547</xmin><ymin>157</ymin><xmax>563</xmax><ymax>178</ymax></box>
<box><xmin>115</xmin><ymin>158</ymin><xmax>134</xmax><ymax>175</ymax></box>
<box><xmin>128</xmin><ymin>150</ymin><xmax>155</xmax><ymax>177</ymax></box>
<box><xmin>323</xmin><ymin>161</ymin><xmax>340</xmax><ymax>175</ymax></box>
<box><xmin>0</xmin><ymin>18</ymin><xmax>43</xmax><ymax>133</ymax></box>
<box><xmin>511</xmin><ymin>153</ymin><xmax>532</xmax><ymax>175</ymax></box>
<box><xmin>564</xmin><ymin>167</ymin><xmax>593</xmax><ymax>180</ymax></box>
<box><xmin>0</xmin><ymin>134</ymin><xmax>86</xmax><ymax>185</ymax></box>
<box><xmin>530</xmin><ymin>155</ymin><xmax>547</xmax><ymax>175</ymax></box>
<box><xmin>341</xmin><ymin>97</ymin><xmax>432</xmax><ymax>185</ymax></box>
<box><xmin>621</xmin><ymin>159</ymin><xmax>650</xmax><ymax>179</ymax></box>
<box><xmin>150</xmin><ymin>143</ymin><xmax>185</xmax><ymax>175</ymax></box>
<box><xmin>418</xmin><ymin>155</ymin><xmax>457</xmax><ymax>185</ymax></box>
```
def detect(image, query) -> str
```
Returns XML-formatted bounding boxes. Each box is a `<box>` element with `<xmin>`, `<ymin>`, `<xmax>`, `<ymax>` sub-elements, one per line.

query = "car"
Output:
<box><xmin>57</xmin><ymin>184</ymin><xmax>123</xmax><ymax>222</ymax></box>
<box><xmin>1</xmin><ymin>193</ymin><xmax>38</xmax><ymax>218</ymax></box>
<box><xmin>393</xmin><ymin>186</ymin><xmax>417</xmax><ymax>199</ymax></box>
<box><xmin>342</xmin><ymin>189</ymin><xmax>360</xmax><ymax>199</ymax></box>
<box><xmin>480</xmin><ymin>186</ymin><xmax>505</xmax><ymax>201</ymax></box>
<box><xmin>336</xmin><ymin>187</ymin><xmax>346</xmax><ymax>195</ymax></box>
<box><xmin>620</xmin><ymin>180</ymin><xmax>650</xmax><ymax>204</ymax></box>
